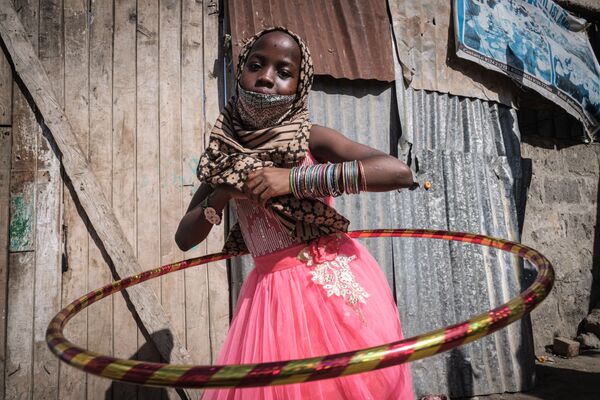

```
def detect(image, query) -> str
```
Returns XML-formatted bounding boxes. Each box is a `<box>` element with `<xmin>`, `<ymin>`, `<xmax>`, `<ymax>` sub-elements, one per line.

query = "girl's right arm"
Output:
<box><xmin>175</xmin><ymin>183</ymin><xmax>241</xmax><ymax>251</ymax></box>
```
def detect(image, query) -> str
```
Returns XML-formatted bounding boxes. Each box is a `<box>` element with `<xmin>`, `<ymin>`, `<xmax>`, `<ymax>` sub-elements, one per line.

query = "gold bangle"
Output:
<box><xmin>357</xmin><ymin>160</ymin><xmax>367</xmax><ymax>192</ymax></box>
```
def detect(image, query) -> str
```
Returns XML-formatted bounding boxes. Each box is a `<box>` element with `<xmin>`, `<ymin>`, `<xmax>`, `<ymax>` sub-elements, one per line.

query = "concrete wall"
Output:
<box><xmin>521</xmin><ymin>136</ymin><xmax>600</xmax><ymax>353</ymax></box>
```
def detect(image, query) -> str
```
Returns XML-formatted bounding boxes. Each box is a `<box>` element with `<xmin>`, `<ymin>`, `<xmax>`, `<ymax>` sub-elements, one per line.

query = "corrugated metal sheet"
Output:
<box><xmin>389</xmin><ymin>0</ymin><xmax>518</xmax><ymax>107</ymax></box>
<box><xmin>230</xmin><ymin>76</ymin><xmax>399</xmax><ymax>302</ymax></box>
<box><xmin>228</xmin><ymin>0</ymin><xmax>395</xmax><ymax>81</ymax></box>
<box><xmin>229</xmin><ymin>69</ymin><xmax>535</xmax><ymax>398</ymax></box>
<box><xmin>393</xmin><ymin>58</ymin><xmax>536</xmax><ymax>397</ymax></box>
<box><xmin>310</xmin><ymin>77</ymin><xmax>399</xmax><ymax>284</ymax></box>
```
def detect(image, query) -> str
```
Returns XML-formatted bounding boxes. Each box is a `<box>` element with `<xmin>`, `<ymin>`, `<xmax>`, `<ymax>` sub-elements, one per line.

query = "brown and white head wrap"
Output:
<box><xmin>197</xmin><ymin>27</ymin><xmax>349</xmax><ymax>254</ymax></box>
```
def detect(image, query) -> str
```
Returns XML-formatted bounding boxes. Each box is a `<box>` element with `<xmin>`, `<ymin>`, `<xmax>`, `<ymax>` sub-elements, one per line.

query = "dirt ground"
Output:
<box><xmin>463</xmin><ymin>350</ymin><xmax>600</xmax><ymax>400</ymax></box>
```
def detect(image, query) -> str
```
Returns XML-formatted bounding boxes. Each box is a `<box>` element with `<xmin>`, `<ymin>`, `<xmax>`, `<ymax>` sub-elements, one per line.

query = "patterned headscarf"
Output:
<box><xmin>197</xmin><ymin>27</ymin><xmax>349</xmax><ymax>254</ymax></box>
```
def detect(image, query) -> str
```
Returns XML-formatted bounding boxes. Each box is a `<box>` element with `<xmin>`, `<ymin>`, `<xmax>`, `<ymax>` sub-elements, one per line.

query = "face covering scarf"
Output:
<box><xmin>196</xmin><ymin>26</ymin><xmax>349</xmax><ymax>255</ymax></box>
<box><xmin>236</xmin><ymin>84</ymin><xmax>296</xmax><ymax>130</ymax></box>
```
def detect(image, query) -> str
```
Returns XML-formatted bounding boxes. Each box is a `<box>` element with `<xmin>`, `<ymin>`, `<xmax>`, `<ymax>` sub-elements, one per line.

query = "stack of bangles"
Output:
<box><xmin>289</xmin><ymin>160</ymin><xmax>367</xmax><ymax>199</ymax></box>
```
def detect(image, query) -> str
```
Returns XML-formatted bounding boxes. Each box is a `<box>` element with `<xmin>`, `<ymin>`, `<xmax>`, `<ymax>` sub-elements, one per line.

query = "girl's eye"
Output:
<box><xmin>247</xmin><ymin>63</ymin><xmax>261</xmax><ymax>71</ymax></box>
<box><xmin>278</xmin><ymin>70</ymin><xmax>292</xmax><ymax>79</ymax></box>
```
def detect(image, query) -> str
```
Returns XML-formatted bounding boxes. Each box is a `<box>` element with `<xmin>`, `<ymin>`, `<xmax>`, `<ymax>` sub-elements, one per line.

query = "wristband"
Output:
<box><xmin>201</xmin><ymin>194</ymin><xmax>222</xmax><ymax>225</ymax></box>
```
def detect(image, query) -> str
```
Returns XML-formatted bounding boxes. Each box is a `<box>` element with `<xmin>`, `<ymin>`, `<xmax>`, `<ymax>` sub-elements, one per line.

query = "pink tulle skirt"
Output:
<box><xmin>201</xmin><ymin>234</ymin><xmax>413</xmax><ymax>400</ymax></box>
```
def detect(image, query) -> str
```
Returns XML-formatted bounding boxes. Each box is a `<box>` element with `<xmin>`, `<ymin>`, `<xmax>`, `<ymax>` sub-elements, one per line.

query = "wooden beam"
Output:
<box><xmin>0</xmin><ymin>2</ymin><xmax>198</xmax><ymax>398</ymax></box>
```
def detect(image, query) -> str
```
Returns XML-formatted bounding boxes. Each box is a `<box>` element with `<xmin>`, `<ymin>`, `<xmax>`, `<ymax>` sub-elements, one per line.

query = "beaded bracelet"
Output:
<box><xmin>289</xmin><ymin>160</ymin><xmax>366</xmax><ymax>199</ymax></box>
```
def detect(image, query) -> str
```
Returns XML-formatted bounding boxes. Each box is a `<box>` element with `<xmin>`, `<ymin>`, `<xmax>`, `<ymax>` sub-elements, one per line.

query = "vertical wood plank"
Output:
<box><xmin>0</xmin><ymin>43</ymin><xmax>12</xmax><ymax>125</ymax></box>
<box><xmin>5</xmin><ymin>1</ymin><xmax>38</xmax><ymax>398</ymax></box>
<box><xmin>203</xmin><ymin>0</ymin><xmax>229</xmax><ymax>360</ymax></box>
<box><xmin>112</xmin><ymin>1</ymin><xmax>138</xmax><ymax>398</ymax></box>
<box><xmin>5</xmin><ymin>251</ymin><xmax>35</xmax><ymax>400</ymax></box>
<box><xmin>33</xmin><ymin>1</ymin><xmax>63</xmax><ymax>397</ymax></box>
<box><xmin>0</xmin><ymin>53</ymin><xmax>13</xmax><ymax>400</ymax></box>
<box><xmin>159</xmin><ymin>2</ymin><xmax>185</xmax><ymax>398</ymax></box>
<box><xmin>1</xmin><ymin>2</ymin><xmax>199</xmax><ymax>398</ymax></box>
<box><xmin>32</xmin><ymin>170</ymin><xmax>61</xmax><ymax>397</ymax></box>
<box><xmin>60</xmin><ymin>0</ymin><xmax>90</xmax><ymax>397</ymax></box>
<box><xmin>88</xmin><ymin>0</ymin><xmax>114</xmax><ymax>398</ymax></box>
<box><xmin>6</xmin><ymin>176</ymin><xmax>36</xmax><ymax>400</ymax></box>
<box><xmin>0</xmin><ymin>126</ymin><xmax>11</xmax><ymax>400</ymax></box>
<box><xmin>182</xmin><ymin>0</ymin><xmax>211</xmax><ymax>367</ymax></box>
<box><xmin>135</xmin><ymin>0</ymin><xmax>163</xmax><ymax>397</ymax></box>
<box><xmin>0</xmin><ymin>43</ymin><xmax>13</xmax><ymax>399</ymax></box>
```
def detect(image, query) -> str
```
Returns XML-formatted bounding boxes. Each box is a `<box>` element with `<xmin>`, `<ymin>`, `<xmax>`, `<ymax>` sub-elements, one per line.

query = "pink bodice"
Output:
<box><xmin>234</xmin><ymin>152</ymin><xmax>333</xmax><ymax>257</ymax></box>
<box><xmin>234</xmin><ymin>198</ymin><xmax>302</xmax><ymax>256</ymax></box>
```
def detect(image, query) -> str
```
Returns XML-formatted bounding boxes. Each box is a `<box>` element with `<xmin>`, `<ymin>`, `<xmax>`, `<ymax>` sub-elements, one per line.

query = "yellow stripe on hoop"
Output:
<box><xmin>407</xmin><ymin>331</ymin><xmax>446</xmax><ymax>361</ymax></box>
<box><xmin>146</xmin><ymin>365</ymin><xmax>188</xmax><ymax>386</ymax></box>
<box><xmin>101</xmin><ymin>360</ymin><xmax>140</xmax><ymax>381</ymax></box>
<box><xmin>343</xmin><ymin>345</ymin><xmax>388</xmax><ymax>375</ymax></box>
<box><xmin>466</xmin><ymin>314</ymin><xmax>492</xmax><ymax>343</ymax></box>
<box><xmin>270</xmin><ymin>357</ymin><xmax>325</xmax><ymax>385</ymax></box>
<box><xmin>208</xmin><ymin>364</ymin><xmax>257</xmax><ymax>386</ymax></box>
<box><xmin>70</xmin><ymin>351</ymin><xmax>101</xmax><ymax>369</ymax></box>
<box><xmin>100</xmin><ymin>360</ymin><xmax>143</xmax><ymax>381</ymax></box>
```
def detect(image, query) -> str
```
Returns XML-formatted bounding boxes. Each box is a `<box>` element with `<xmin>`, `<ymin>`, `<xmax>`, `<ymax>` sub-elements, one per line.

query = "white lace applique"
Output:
<box><xmin>298</xmin><ymin>238</ymin><xmax>370</xmax><ymax>319</ymax></box>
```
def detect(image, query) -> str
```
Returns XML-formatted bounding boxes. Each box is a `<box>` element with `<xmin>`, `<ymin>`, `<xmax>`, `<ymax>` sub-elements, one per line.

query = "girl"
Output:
<box><xmin>176</xmin><ymin>27</ymin><xmax>414</xmax><ymax>400</ymax></box>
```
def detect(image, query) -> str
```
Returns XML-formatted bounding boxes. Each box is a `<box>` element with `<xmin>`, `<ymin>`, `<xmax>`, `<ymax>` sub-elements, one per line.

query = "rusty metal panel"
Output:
<box><xmin>389</xmin><ymin>0</ymin><xmax>518</xmax><ymax>107</ymax></box>
<box><xmin>228</xmin><ymin>0</ymin><xmax>395</xmax><ymax>81</ymax></box>
<box><xmin>393</xmin><ymin>57</ymin><xmax>536</xmax><ymax>397</ymax></box>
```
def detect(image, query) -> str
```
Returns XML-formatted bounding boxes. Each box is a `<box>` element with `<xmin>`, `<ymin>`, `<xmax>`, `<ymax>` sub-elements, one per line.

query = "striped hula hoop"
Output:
<box><xmin>46</xmin><ymin>229</ymin><xmax>554</xmax><ymax>388</ymax></box>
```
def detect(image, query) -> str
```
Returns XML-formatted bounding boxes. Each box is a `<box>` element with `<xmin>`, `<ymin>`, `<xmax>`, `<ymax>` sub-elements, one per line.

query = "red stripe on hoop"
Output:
<box><xmin>236</xmin><ymin>363</ymin><xmax>287</xmax><ymax>387</ymax></box>
<box><xmin>121</xmin><ymin>362</ymin><xmax>165</xmax><ymax>383</ymax></box>
<box><xmin>175</xmin><ymin>365</ymin><xmax>223</xmax><ymax>386</ymax></box>
<box><xmin>490</xmin><ymin>305</ymin><xmax>511</xmax><ymax>324</ymax></box>
<box><xmin>84</xmin><ymin>356</ymin><xmax>118</xmax><ymax>374</ymax></box>
<box><xmin>438</xmin><ymin>323</ymin><xmax>470</xmax><ymax>353</ymax></box>
<box><xmin>377</xmin><ymin>336</ymin><xmax>418</xmax><ymax>369</ymax></box>
<box><xmin>307</xmin><ymin>353</ymin><xmax>354</xmax><ymax>381</ymax></box>
<box><xmin>61</xmin><ymin>346</ymin><xmax>85</xmax><ymax>362</ymax></box>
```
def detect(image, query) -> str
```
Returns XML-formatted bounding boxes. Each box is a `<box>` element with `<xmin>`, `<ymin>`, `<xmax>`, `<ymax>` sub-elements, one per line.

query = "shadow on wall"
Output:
<box><xmin>445</xmin><ymin>349</ymin><xmax>474</xmax><ymax>397</ymax></box>
<box><xmin>104</xmin><ymin>329</ymin><xmax>186</xmax><ymax>400</ymax></box>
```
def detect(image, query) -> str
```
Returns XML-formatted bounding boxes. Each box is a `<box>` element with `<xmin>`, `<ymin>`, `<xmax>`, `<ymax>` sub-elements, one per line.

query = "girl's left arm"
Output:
<box><xmin>242</xmin><ymin>125</ymin><xmax>415</xmax><ymax>205</ymax></box>
<box><xmin>309</xmin><ymin>124</ymin><xmax>414</xmax><ymax>192</ymax></box>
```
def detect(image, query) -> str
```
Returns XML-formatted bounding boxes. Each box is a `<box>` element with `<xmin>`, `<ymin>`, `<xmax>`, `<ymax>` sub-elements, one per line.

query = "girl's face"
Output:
<box><xmin>240</xmin><ymin>31</ymin><xmax>301</xmax><ymax>96</ymax></box>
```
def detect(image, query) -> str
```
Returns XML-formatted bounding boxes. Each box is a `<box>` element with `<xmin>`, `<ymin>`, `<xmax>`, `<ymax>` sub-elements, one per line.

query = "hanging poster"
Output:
<box><xmin>454</xmin><ymin>0</ymin><xmax>600</xmax><ymax>137</ymax></box>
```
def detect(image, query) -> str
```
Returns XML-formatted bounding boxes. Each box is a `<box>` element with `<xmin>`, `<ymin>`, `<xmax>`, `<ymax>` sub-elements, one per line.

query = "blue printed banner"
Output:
<box><xmin>454</xmin><ymin>0</ymin><xmax>600</xmax><ymax>136</ymax></box>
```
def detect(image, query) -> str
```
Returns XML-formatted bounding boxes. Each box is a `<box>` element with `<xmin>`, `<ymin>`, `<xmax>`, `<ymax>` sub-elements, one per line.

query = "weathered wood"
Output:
<box><xmin>32</xmin><ymin>169</ymin><xmax>62</xmax><ymax>397</ymax></box>
<box><xmin>5</xmin><ymin>251</ymin><xmax>34</xmax><ymax>400</ymax></box>
<box><xmin>87</xmin><ymin>1</ymin><xmax>115</xmax><ymax>399</ymax></box>
<box><xmin>0</xmin><ymin>127</ymin><xmax>12</xmax><ymax>399</ymax></box>
<box><xmin>59</xmin><ymin>0</ymin><xmax>90</xmax><ymax>397</ymax></box>
<box><xmin>5</xmin><ymin>3</ymin><xmax>38</xmax><ymax>396</ymax></box>
<box><xmin>135</xmin><ymin>1</ymin><xmax>163</xmax><ymax>398</ymax></box>
<box><xmin>159</xmin><ymin>2</ymin><xmax>189</xmax><ymax>399</ymax></box>
<box><xmin>6</xmin><ymin>186</ymin><xmax>34</xmax><ymax>400</ymax></box>
<box><xmin>0</xmin><ymin>1</ymin><xmax>197</xmax><ymax>392</ymax></box>
<box><xmin>0</xmin><ymin>39</ymin><xmax>11</xmax><ymax>125</ymax></box>
<box><xmin>203</xmin><ymin>1</ymin><xmax>229</xmax><ymax>359</ymax></box>
<box><xmin>32</xmin><ymin>1</ymin><xmax>63</xmax><ymax>397</ymax></box>
<box><xmin>182</xmin><ymin>0</ymin><xmax>211</xmax><ymax>370</ymax></box>
<box><xmin>112</xmin><ymin>1</ymin><xmax>138</xmax><ymax>398</ymax></box>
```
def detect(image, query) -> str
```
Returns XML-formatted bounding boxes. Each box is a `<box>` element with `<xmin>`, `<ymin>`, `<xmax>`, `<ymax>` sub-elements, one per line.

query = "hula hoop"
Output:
<box><xmin>46</xmin><ymin>229</ymin><xmax>554</xmax><ymax>388</ymax></box>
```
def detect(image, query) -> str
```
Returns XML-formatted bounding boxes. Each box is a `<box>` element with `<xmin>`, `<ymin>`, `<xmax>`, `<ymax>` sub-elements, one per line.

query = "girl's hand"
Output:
<box><xmin>243</xmin><ymin>167</ymin><xmax>291</xmax><ymax>206</ymax></box>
